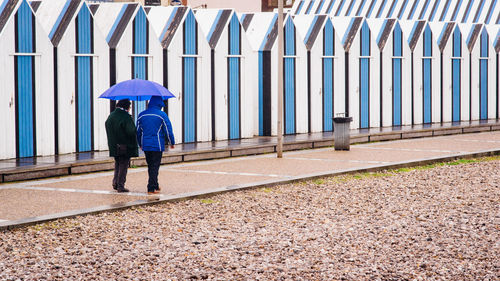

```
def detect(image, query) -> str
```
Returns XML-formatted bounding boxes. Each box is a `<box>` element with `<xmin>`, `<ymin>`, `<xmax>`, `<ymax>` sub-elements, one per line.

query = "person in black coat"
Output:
<box><xmin>105</xmin><ymin>99</ymin><xmax>138</xmax><ymax>192</ymax></box>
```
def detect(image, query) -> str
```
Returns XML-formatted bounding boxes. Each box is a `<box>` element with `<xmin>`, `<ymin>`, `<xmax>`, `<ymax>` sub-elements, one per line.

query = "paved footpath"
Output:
<box><xmin>1</xmin><ymin>131</ymin><xmax>499</xmax><ymax>229</ymax></box>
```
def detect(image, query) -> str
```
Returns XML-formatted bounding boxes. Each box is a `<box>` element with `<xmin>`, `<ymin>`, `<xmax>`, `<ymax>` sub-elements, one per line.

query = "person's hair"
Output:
<box><xmin>116</xmin><ymin>99</ymin><xmax>131</xmax><ymax>110</ymax></box>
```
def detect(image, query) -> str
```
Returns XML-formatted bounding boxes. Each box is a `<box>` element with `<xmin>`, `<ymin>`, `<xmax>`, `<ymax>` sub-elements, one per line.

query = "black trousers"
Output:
<box><xmin>144</xmin><ymin>151</ymin><xmax>163</xmax><ymax>192</ymax></box>
<box><xmin>113</xmin><ymin>156</ymin><xmax>130</xmax><ymax>190</ymax></box>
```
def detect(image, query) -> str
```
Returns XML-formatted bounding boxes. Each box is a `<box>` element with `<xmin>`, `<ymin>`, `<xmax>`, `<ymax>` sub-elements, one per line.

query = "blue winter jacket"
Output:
<box><xmin>136</xmin><ymin>96</ymin><xmax>175</xmax><ymax>151</ymax></box>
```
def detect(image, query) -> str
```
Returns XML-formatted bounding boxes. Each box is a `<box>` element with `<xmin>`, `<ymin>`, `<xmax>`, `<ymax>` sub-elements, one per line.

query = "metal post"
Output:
<box><xmin>277</xmin><ymin>0</ymin><xmax>284</xmax><ymax>158</ymax></box>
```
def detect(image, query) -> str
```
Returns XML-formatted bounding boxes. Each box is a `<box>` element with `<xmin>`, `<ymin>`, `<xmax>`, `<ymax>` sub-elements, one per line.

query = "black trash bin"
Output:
<box><xmin>333</xmin><ymin>115</ymin><xmax>353</xmax><ymax>150</ymax></box>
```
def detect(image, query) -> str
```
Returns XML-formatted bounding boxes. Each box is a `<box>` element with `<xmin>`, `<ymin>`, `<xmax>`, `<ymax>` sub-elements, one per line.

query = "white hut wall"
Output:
<box><xmin>309</xmin><ymin>23</ymin><xmax>325</xmax><ymax>133</ymax></box>
<box><xmin>212</xmin><ymin>16</ymin><xmax>230</xmax><ymax>141</ymax></box>
<box><xmin>92</xmin><ymin>18</ymin><xmax>110</xmax><ymax>152</ymax></box>
<box><xmin>196</xmin><ymin>16</ymin><xmax>212</xmax><ymax>143</ymax></box>
<box><xmin>0</xmin><ymin>5</ymin><xmax>17</xmax><ymax>159</ymax></box>
<box><xmin>8</xmin><ymin>0</ymin><xmax>55</xmax><ymax>158</ymax></box>
<box><xmin>239</xmin><ymin>19</ymin><xmax>256</xmax><ymax>139</ymax></box>
<box><xmin>165</xmin><ymin>30</ymin><xmax>183</xmax><ymax>144</ymax></box>
<box><xmin>458</xmin><ymin>28</ymin><xmax>470</xmax><ymax>122</ymax></box>
<box><xmin>292</xmin><ymin>22</ymin><xmax>309</xmax><ymax>134</ymax></box>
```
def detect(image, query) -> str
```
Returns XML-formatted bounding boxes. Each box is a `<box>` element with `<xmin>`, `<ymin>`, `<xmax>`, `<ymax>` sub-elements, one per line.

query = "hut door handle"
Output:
<box><xmin>319</xmin><ymin>88</ymin><xmax>322</xmax><ymax>95</ymax></box>
<box><xmin>9</xmin><ymin>95</ymin><xmax>13</xmax><ymax>108</ymax></box>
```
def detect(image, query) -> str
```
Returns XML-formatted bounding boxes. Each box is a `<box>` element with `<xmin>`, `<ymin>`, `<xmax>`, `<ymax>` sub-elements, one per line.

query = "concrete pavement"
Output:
<box><xmin>1</xmin><ymin>128</ymin><xmax>499</xmax><ymax>230</ymax></box>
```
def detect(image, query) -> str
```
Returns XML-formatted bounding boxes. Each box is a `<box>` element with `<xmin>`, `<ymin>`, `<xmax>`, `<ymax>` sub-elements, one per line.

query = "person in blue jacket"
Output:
<box><xmin>136</xmin><ymin>96</ymin><xmax>175</xmax><ymax>194</ymax></box>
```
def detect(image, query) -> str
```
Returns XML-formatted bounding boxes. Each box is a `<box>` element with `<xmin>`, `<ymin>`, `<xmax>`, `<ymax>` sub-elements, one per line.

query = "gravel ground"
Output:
<box><xmin>0</xmin><ymin>160</ymin><xmax>499</xmax><ymax>280</ymax></box>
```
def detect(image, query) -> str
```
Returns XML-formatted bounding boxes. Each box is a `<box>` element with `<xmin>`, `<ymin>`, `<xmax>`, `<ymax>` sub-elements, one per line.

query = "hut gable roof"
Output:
<box><xmin>196</xmin><ymin>9</ymin><xmax>232</xmax><ymax>49</ymax></box>
<box><xmin>495</xmin><ymin>29</ymin><xmax>500</xmax><ymax>53</ymax></box>
<box><xmin>437</xmin><ymin>22</ymin><xmax>455</xmax><ymax>52</ymax></box>
<box><xmin>375</xmin><ymin>18</ymin><xmax>395</xmax><ymax>50</ymax></box>
<box><xmin>259</xmin><ymin>13</ymin><xmax>278</xmax><ymax>51</ymax></box>
<box><xmin>29</xmin><ymin>0</ymin><xmax>41</xmax><ymax>12</ymax></box>
<box><xmin>465</xmin><ymin>23</ymin><xmax>482</xmax><ymax>52</ymax></box>
<box><xmin>240</xmin><ymin>13</ymin><xmax>253</xmax><ymax>31</ymax></box>
<box><xmin>148</xmin><ymin>6</ymin><xmax>188</xmax><ymax>49</ymax></box>
<box><xmin>0</xmin><ymin>0</ymin><xmax>18</xmax><ymax>36</ymax></box>
<box><xmin>341</xmin><ymin>16</ymin><xmax>363</xmax><ymax>51</ymax></box>
<box><xmin>88</xmin><ymin>3</ymin><xmax>99</xmax><ymax>15</ymax></box>
<box><xmin>303</xmin><ymin>15</ymin><xmax>327</xmax><ymax>50</ymax></box>
<box><xmin>35</xmin><ymin>0</ymin><xmax>82</xmax><ymax>47</ymax></box>
<box><xmin>94</xmin><ymin>3</ymin><xmax>138</xmax><ymax>49</ymax></box>
<box><xmin>407</xmin><ymin>20</ymin><xmax>426</xmax><ymax>51</ymax></box>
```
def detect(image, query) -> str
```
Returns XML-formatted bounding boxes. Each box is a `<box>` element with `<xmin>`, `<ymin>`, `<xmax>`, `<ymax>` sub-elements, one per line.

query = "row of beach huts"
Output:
<box><xmin>0</xmin><ymin>0</ymin><xmax>498</xmax><ymax>160</ymax></box>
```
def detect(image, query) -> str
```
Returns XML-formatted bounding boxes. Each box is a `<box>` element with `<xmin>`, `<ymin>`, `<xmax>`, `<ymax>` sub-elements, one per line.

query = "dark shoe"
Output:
<box><xmin>155</xmin><ymin>187</ymin><xmax>161</xmax><ymax>191</ymax></box>
<box><xmin>113</xmin><ymin>185</ymin><xmax>118</xmax><ymax>190</ymax></box>
<box><xmin>148</xmin><ymin>190</ymin><xmax>160</xmax><ymax>195</ymax></box>
<box><xmin>117</xmin><ymin>188</ymin><xmax>130</xmax><ymax>193</ymax></box>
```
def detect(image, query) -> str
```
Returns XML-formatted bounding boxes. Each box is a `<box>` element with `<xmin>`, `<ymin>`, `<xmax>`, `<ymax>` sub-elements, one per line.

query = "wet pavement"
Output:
<box><xmin>0</xmin><ymin>125</ymin><xmax>499</xmax><ymax>229</ymax></box>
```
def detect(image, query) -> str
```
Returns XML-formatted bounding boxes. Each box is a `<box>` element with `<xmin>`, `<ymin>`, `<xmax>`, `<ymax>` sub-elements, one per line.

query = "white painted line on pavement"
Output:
<box><xmin>358</xmin><ymin>146</ymin><xmax>454</xmax><ymax>153</ymax></box>
<box><xmin>0</xmin><ymin>219</ymin><xmax>9</xmax><ymax>223</ymax></box>
<box><xmin>285</xmin><ymin>157</ymin><xmax>390</xmax><ymax>164</ymax></box>
<box><xmin>167</xmin><ymin>168</ymin><xmax>287</xmax><ymax>178</ymax></box>
<box><xmin>4</xmin><ymin>185</ymin><xmax>149</xmax><ymax>197</ymax></box>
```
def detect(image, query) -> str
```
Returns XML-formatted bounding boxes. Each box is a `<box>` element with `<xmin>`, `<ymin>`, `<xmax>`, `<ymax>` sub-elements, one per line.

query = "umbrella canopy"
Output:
<box><xmin>99</xmin><ymin>79</ymin><xmax>175</xmax><ymax>101</ymax></box>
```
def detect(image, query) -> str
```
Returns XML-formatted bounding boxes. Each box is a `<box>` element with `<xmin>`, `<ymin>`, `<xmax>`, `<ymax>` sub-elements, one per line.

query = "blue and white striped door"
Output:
<box><xmin>284</xmin><ymin>17</ymin><xmax>296</xmax><ymax>135</ymax></box>
<box><xmin>15</xmin><ymin>0</ymin><xmax>36</xmax><ymax>158</ymax></box>
<box><xmin>323</xmin><ymin>20</ymin><xmax>334</xmax><ymax>132</ymax></box>
<box><xmin>183</xmin><ymin>11</ymin><xmax>197</xmax><ymax>143</ymax></box>
<box><xmin>76</xmin><ymin>6</ymin><xmax>94</xmax><ymax>152</ymax></box>
<box><xmin>228</xmin><ymin>15</ymin><xmax>240</xmax><ymax>139</ymax></box>
<box><xmin>392</xmin><ymin>23</ymin><xmax>403</xmax><ymax>126</ymax></box>
<box><xmin>452</xmin><ymin>27</ymin><xmax>461</xmax><ymax>122</ymax></box>
<box><xmin>422</xmin><ymin>25</ymin><xmax>432</xmax><ymax>123</ymax></box>
<box><xmin>360</xmin><ymin>21</ymin><xmax>370</xmax><ymax>129</ymax></box>
<box><xmin>479</xmin><ymin>28</ymin><xmax>488</xmax><ymax>120</ymax></box>
<box><xmin>132</xmin><ymin>8</ymin><xmax>147</xmax><ymax>122</ymax></box>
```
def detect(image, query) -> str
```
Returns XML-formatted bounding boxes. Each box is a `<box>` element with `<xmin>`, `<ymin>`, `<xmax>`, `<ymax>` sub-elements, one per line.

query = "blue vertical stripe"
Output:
<box><xmin>258</xmin><ymin>51</ymin><xmax>264</xmax><ymax>135</ymax></box>
<box><xmin>323</xmin><ymin>20</ymin><xmax>334</xmax><ymax>131</ymax></box>
<box><xmin>360</xmin><ymin>21</ymin><xmax>370</xmax><ymax>128</ymax></box>
<box><xmin>77</xmin><ymin>6</ymin><xmax>93</xmax><ymax>152</ymax></box>
<box><xmin>16</xmin><ymin>0</ymin><xmax>35</xmax><ymax>158</ymax></box>
<box><xmin>284</xmin><ymin>18</ymin><xmax>296</xmax><ymax>134</ymax></box>
<box><xmin>393</xmin><ymin>24</ymin><xmax>402</xmax><ymax>126</ymax></box>
<box><xmin>133</xmin><ymin>8</ymin><xmax>147</xmax><ymax>121</ymax></box>
<box><xmin>228</xmin><ymin>15</ymin><xmax>240</xmax><ymax>139</ymax></box>
<box><xmin>184</xmin><ymin>11</ymin><xmax>196</xmax><ymax>142</ymax></box>
<box><xmin>452</xmin><ymin>27</ymin><xmax>461</xmax><ymax>122</ymax></box>
<box><xmin>479</xmin><ymin>29</ymin><xmax>488</xmax><ymax>119</ymax></box>
<box><xmin>423</xmin><ymin>25</ymin><xmax>432</xmax><ymax>123</ymax></box>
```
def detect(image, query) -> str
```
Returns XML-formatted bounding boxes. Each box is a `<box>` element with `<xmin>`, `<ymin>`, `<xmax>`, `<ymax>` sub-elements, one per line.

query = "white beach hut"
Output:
<box><xmin>93</xmin><ymin>3</ymin><xmax>163</xmax><ymax>122</ymax></box>
<box><xmin>336</xmin><ymin>16</ymin><xmax>381</xmax><ymax>129</ymax></box>
<box><xmin>34</xmin><ymin>0</ymin><xmax>109</xmax><ymax>154</ymax></box>
<box><xmin>148</xmin><ymin>6</ymin><xmax>211</xmax><ymax>143</ymax></box>
<box><xmin>0</xmin><ymin>0</ymin><xmax>54</xmax><ymax>159</ymax></box>
<box><xmin>400</xmin><ymin>20</ymin><xmax>441</xmax><ymax>124</ymax></box>
<box><xmin>369</xmin><ymin>18</ymin><xmax>411</xmax><ymax>127</ymax></box>
<box><xmin>294</xmin><ymin>14</ymin><xmax>345</xmax><ymax>133</ymax></box>
<box><xmin>195</xmin><ymin>9</ymin><xmax>254</xmax><ymax>141</ymax></box>
<box><xmin>431</xmin><ymin>21</ymin><xmax>469</xmax><ymax>123</ymax></box>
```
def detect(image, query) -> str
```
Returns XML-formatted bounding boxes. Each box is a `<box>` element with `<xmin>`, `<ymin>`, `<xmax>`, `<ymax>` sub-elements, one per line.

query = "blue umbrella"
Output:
<box><xmin>99</xmin><ymin>78</ymin><xmax>175</xmax><ymax>101</ymax></box>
